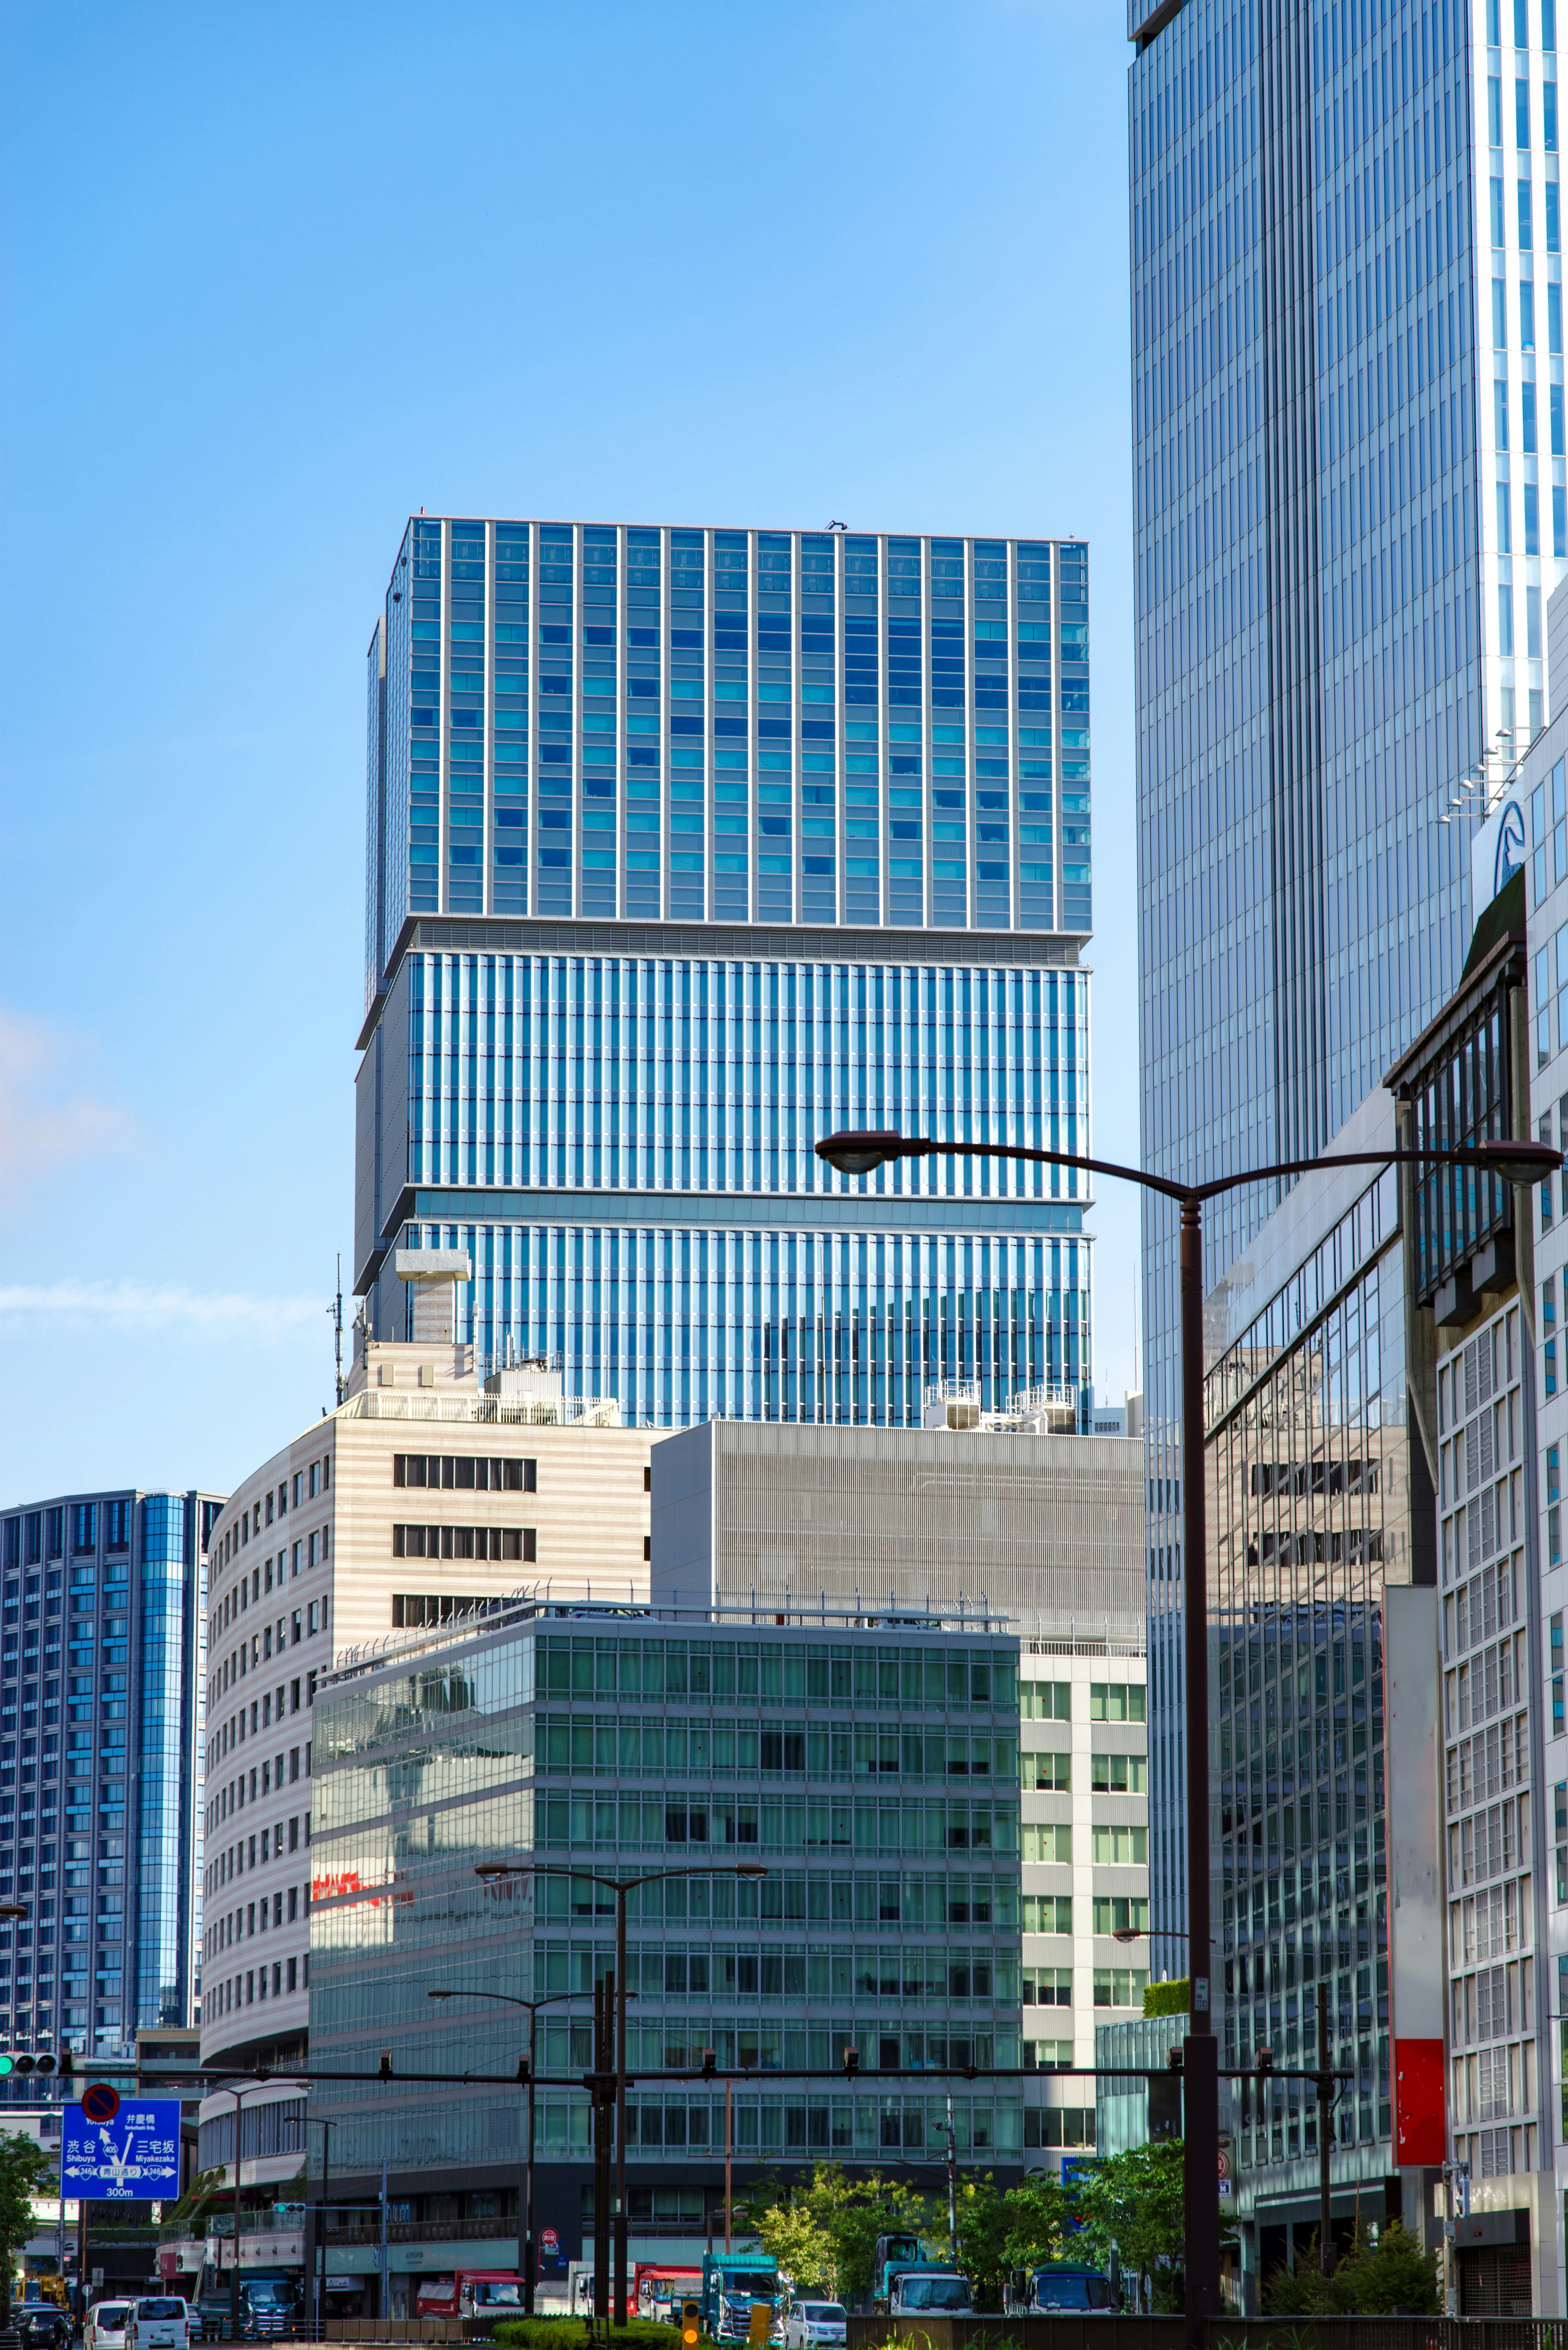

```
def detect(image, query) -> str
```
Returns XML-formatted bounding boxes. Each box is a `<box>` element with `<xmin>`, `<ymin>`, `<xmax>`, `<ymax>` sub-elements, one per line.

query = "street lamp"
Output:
<box><xmin>474</xmin><ymin>1861</ymin><xmax>768</xmax><ymax>2330</ymax></box>
<box><xmin>426</xmin><ymin>1985</ymin><xmax>607</xmax><ymax>2314</ymax></box>
<box><xmin>816</xmin><ymin>1124</ymin><xmax>1562</xmax><ymax>2340</ymax></box>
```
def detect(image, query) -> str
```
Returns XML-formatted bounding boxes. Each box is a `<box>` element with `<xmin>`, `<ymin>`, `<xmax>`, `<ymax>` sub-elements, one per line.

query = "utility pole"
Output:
<box><xmin>945</xmin><ymin>2096</ymin><xmax>957</xmax><ymax>2250</ymax></box>
<box><xmin>724</xmin><ymin>2083</ymin><xmax>732</xmax><ymax>2253</ymax></box>
<box><xmin>1314</xmin><ymin>1984</ymin><xmax>1335</xmax><ymax>2276</ymax></box>
<box><xmin>593</xmin><ymin>1973</ymin><xmax>614</xmax><ymax>2334</ymax></box>
<box><xmin>378</xmin><ymin>2159</ymin><xmax>389</xmax><ymax>2321</ymax></box>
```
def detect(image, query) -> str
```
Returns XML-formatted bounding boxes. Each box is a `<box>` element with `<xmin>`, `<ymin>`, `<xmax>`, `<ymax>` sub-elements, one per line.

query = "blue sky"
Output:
<box><xmin>0</xmin><ymin>0</ymin><xmax>1140</xmax><ymax>1501</ymax></box>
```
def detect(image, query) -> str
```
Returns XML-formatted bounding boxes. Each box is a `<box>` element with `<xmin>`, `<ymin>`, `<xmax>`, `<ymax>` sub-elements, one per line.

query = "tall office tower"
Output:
<box><xmin>1131</xmin><ymin>2</ymin><xmax>1566</xmax><ymax>1944</ymax></box>
<box><xmin>357</xmin><ymin>520</ymin><xmax>1097</xmax><ymax>1428</ymax></box>
<box><xmin>0</xmin><ymin>1489</ymin><xmax>219</xmax><ymax>2093</ymax></box>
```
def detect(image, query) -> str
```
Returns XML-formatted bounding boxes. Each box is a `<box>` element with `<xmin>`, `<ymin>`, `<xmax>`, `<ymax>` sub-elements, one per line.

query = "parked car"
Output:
<box><xmin>127</xmin><ymin>2299</ymin><xmax>191</xmax><ymax>2350</ymax></box>
<box><xmin>84</xmin><ymin>2303</ymin><xmax>132</xmax><ymax>2350</ymax></box>
<box><xmin>783</xmin><ymin>2303</ymin><xmax>847</xmax><ymax>2350</ymax></box>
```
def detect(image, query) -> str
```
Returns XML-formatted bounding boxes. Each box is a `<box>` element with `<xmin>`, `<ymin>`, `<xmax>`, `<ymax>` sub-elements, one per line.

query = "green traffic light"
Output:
<box><xmin>0</xmin><ymin>2058</ymin><xmax>13</xmax><ymax>2077</ymax></box>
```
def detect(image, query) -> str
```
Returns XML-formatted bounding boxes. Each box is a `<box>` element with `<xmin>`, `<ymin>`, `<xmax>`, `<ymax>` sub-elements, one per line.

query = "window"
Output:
<box><xmin>393</xmin><ymin>1525</ymin><xmax>536</xmax><ymax>1562</ymax></box>
<box><xmin>1089</xmin><ymin>1683</ymin><xmax>1146</xmax><ymax>1722</ymax></box>
<box><xmin>1091</xmin><ymin>1824</ymin><xmax>1149</xmax><ymax>1864</ymax></box>
<box><xmin>1091</xmin><ymin>1752</ymin><xmax>1148</xmax><ymax>1792</ymax></box>
<box><xmin>1022</xmin><ymin>1751</ymin><xmax>1070</xmax><ymax>1791</ymax></box>
<box><xmin>1022</xmin><ymin>1967</ymin><xmax>1072</xmax><ymax>2007</ymax></box>
<box><xmin>1093</xmin><ymin>1895</ymin><xmax>1150</xmax><ymax>1935</ymax></box>
<box><xmin>71</xmin><ymin>1506</ymin><xmax>96</xmax><ymax>1555</ymax></box>
<box><xmin>1021</xmin><ymin>1679</ymin><xmax>1070</xmax><ymax>1720</ymax></box>
<box><xmin>1550</xmin><ymin>1448</ymin><xmax>1562</xmax><ymax>1569</ymax></box>
<box><xmin>1554</xmin><ymin>1610</ymin><xmax>1564</xmax><ymax>1732</ymax></box>
<box><xmin>1093</xmin><ymin>1968</ymin><xmax>1147</xmax><ymax>2008</ymax></box>
<box><xmin>394</xmin><ymin>1454</ymin><xmax>537</xmax><ymax>1492</ymax></box>
<box><xmin>1022</xmin><ymin>1894</ymin><xmax>1073</xmax><ymax>1932</ymax></box>
<box><xmin>1022</xmin><ymin>1823</ymin><xmax>1072</xmax><ymax>1863</ymax></box>
<box><xmin>1546</xmin><ymin>1276</ymin><xmax>1559</xmax><ymax>1398</ymax></box>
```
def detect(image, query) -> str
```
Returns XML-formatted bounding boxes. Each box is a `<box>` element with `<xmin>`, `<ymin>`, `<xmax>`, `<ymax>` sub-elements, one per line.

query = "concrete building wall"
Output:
<box><xmin>650</xmin><ymin>1419</ymin><xmax>1145</xmax><ymax>1629</ymax></box>
<box><xmin>196</xmin><ymin>1336</ymin><xmax>662</xmax><ymax>2180</ymax></box>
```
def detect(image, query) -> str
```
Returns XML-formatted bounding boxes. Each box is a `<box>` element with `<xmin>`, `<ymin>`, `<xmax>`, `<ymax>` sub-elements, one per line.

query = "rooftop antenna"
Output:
<box><xmin>330</xmin><ymin>1255</ymin><xmax>345</xmax><ymax>1405</ymax></box>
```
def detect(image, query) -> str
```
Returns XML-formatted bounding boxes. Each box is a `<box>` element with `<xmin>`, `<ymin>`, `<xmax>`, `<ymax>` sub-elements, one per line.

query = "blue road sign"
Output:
<box><xmin>62</xmin><ymin>2099</ymin><xmax>180</xmax><ymax>2198</ymax></box>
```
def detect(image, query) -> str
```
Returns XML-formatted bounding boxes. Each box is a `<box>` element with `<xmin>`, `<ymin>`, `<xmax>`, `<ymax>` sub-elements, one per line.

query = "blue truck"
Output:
<box><xmin>699</xmin><ymin>2251</ymin><xmax>781</xmax><ymax>2343</ymax></box>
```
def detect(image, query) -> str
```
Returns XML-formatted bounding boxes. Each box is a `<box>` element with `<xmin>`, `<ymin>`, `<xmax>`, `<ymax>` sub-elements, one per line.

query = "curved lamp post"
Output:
<box><xmin>474</xmin><ymin>1860</ymin><xmax>768</xmax><ymax>2328</ymax></box>
<box><xmin>427</xmin><ymin>1984</ymin><xmax>610</xmax><ymax>2315</ymax></box>
<box><xmin>816</xmin><ymin>1125</ymin><xmax>1560</xmax><ymax>2340</ymax></box>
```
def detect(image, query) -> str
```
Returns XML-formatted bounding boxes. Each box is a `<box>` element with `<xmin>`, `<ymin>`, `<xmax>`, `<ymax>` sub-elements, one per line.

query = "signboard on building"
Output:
<box><xmin>62</xmin><ymin>2100</ymin><xmax>181</xmax><ymax>2199</ymax></box>
<box><xmin>1472</xmin><ymin>781</ymin><xmax>1530</xmax><ymax>916</ymax></box>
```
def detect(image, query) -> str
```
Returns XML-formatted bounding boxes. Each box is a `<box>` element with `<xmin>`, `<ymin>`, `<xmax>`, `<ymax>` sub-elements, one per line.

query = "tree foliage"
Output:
<box><xmin>1071</xmin><ymin>2142</ymin><xmax>1187</xmax><ymax>2311</ymax></box>
<box><xmin>1262</xmin><ymin>2221</ymin><xmax>1440</xmax><ymax>2316</ymax></box>
<box><xmin>744</xmin><ymin>2166</ymin><xmax>938</xmax><ymax>2305</ymax></box>
<box><xmin>0</xmin><ymin>2133</ymin><xmax>57</xmax><ymax>2318</ymax></box>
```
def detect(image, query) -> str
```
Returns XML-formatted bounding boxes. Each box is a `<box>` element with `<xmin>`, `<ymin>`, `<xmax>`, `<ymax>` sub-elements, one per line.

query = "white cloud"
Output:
<box><xmin>0</xmin><ymin>1007</ymin><xmax>134</xmax><ymax>1198</ymax></box>
<box><xmin>0</xmin><ymin>1279</ymin><xmax>324</xmax><ymax>1340</ymax></box>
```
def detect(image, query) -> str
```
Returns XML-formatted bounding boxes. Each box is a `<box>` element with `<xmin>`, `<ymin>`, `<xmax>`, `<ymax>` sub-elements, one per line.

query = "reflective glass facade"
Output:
<box><xmin>309</xmin><ymin>1605</ymin><xmax>1023</xmax><ymax>2184</ymax></box>
<box><xmin>1206</xmin><ymin>1172</ymin><xmax>1408</xmax><ymax>2193</ymax></box>
<box><xmin>357</xmin><ymin>942</ymin><xmax>1093</xmax><ymax>1425</ymax></box>
<box><xmin>1132</xmin><ymin>0</ymin><xmax>1562</xmax><ymax>1944</ymax></box>
<box><xmin>0</xmin><ymin>1488</ymin><xmax>219</xmax><ymax>2078</ymax></box>
<box><xmin>361</xmin><ymin>518</ymin><xmax>1097</xmax><ymax>1427</ymax></box>
<box><xmin>365</xmin><ymin>521</ymin><xmax>1089</xmax><ymax>976</ymax></box>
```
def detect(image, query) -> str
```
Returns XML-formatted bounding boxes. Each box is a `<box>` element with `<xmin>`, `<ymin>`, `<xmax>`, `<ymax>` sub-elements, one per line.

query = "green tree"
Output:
<box><xmin>951</xmin><ymin>2177</ymin><xmax>1012</xmax><ymax>2311</ymax></box>
<box><xmin>0</xmin><ymin>2133</ymin><xmax>56</xmax><ymax>2321</ymax></box>
<box><xmin>1263</xmin><ymin>2221</ymin><xmax>1439</xmax><ymax>2317</ymax></box>
<box><xmin>1071</xmin><ymin>2141</ymin><xmax>1186</xmax><ymax>2311</ymax></box>
<box><xmin>743</xmin><ymin>2166</ymin><xmax>938</xmax><ymax>2307</ymax></box>
<box><xmin>998</xmin><ymin>2174</ymin><xmax>1074</xmax><ymax>2274</ymax></box>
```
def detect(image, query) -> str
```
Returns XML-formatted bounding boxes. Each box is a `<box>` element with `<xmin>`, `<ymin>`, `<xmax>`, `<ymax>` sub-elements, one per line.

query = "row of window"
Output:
<box><xmin>534</xmin><ymin>1720</ymin><xmax>1016</xmax><ymax>1780</ymax></box>
<box><xmin>205</xmin><ymin>1878</ymin><xmax>305</xmax><ymax>1960</ymax></box>
<box><xmin>529</xmin><ymin>1941</ymin><xmax>1017</xmax><ymax>2002</ymax></box>
<box><xmin>1</xmin><ymin>1503</ymin><xmax>135</xmax><ymax>1572</ymax></box>
<box><xmin>1020</xmin><ymin>1751</ymin><xmax>1148</xmax><ymax>1790</ymax></box>
<box><xmin>532</xmin><ymin>1793</ymin><xmax>1017</xmax><ymax>1854</ymax></box>
<box><xmin>1019</xmin><ymin>1680</ymin><xmax>1146</xmax><ymax>1721</ymax></box>
<box><xmin>207</xmin><ymin>1801</ymin><xmax>310</xmax><ymax>1895</ymax></box>
<box><xmin>392</xmin><ymin>1454</ymin><xmax>536</xmax><ymax>1490</ymax></box>
<box><xmin>1021</xmin><ymin>1822</ymin><xmax>1149</xmax><ymax>1865</ymax></box>
<box><xmin>537</xmin><ymin>1638</ymin><xmax>1015</xmax><ymax>1709</ymax></box>
<box><xmin>207</xmin><ymin>1955</ymin><xmax>304</xmax><ymax>2020</ymax></box>
<box><xmin>391</xmin><ymin>1524</ymin><xmax>534</xmax><ymax>1561</ymax></box>
<box><xmin>1022</xmin><ymin>1966</ymin><xmax>1148</xmax><ymax>2009</ymax></box>
<box><xmin>209</xmin><ymin>1532</ymin><xmax>327</xmax><ymax>1653</ymax></box>
<box><xmin>216</xmin><ymin>1459</ymin><xmax>327</xmax><ymax>1570</ymax></box>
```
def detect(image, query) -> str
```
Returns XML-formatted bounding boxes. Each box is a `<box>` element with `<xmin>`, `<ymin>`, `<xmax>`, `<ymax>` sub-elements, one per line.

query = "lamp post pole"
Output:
<box><xmin>815</xmin><ymin>1125</ymin><xmax>1559</xmax><ymax>2344</ymax></box>
<box><xmin>426</xmin><ymin>1984</ymin><xmax>597</xmax><ymax>2314</ymax></box>
<box><xmin>305</xmin><ymin>2117</ymin><xmax>336</xmax><ymax>2341</ymax></box>
<box><xmin>476</xmin><ymin>1860</ymin><xmax>769</xmax><ymax>2330</ymax></box>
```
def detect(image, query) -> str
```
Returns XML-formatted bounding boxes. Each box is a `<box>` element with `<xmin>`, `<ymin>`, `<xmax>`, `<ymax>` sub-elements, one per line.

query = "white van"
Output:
<box><xmin>127</xmin><ymin>2299</ymin><xmax>191</xmax><ymax>2350</ymax></box>
<box><xmin>84</xmin><ymin>2305</ymin><xmax>131</xmax><ymax>2350</ymax></box>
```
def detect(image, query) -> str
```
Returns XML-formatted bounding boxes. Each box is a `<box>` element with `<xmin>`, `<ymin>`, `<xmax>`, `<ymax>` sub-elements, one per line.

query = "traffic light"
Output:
<box><xmin>515</xmin><ymin>2056</ymin><xmax>531</xmax><ymax>2084</ymax></box>
<box><xmin>0</xmin><ymin>2049</ymin><xmax>65</xmax><ymax>2078</ymax></box>
<box><xmin>842</xmin><ymin>2045</ymin><xmax>859</xmax><ymax>2079</ymax></box>
<box><xmin>1166</xmin><ymin>2045</ymin><xmax>1184</xmax><ymax>2073</ymax></box>
<box><xmin>1256</xmin><ymin>2047</ymin><xmax>1274</xmax><ymax>2075</ymax></box>
<box><xmin>682</xmin><ymin>2301</ymin><xmax>700</xmax><ymax>2348</ymax></box>
<box><xmin>700</xmin><ymin>2049</ymin><xmax>717</xmax><ymax>2080</ymax></box>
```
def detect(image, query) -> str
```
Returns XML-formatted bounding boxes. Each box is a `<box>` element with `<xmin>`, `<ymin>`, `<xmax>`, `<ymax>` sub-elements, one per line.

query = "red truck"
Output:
<box><xmin>635</xmin><ymin>2265</ymin><xmax>702</xmax><ymax>2320</ymax></box>
<box><xmin>413</xmin><ymin>2272</ymin><xmax>524</xmax><ymax>2321</ymax></box>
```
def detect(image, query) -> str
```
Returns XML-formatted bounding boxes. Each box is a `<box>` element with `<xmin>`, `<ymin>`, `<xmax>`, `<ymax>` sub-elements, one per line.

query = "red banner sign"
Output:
<box><xmin>1394</xmin><ymin>2037</ymin><xmax>1446</xmax><ymax>2165</ymax></box>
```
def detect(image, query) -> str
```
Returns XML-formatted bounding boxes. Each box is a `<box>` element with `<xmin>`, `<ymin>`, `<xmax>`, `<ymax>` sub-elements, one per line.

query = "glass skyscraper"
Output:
<box><xmin>357</xmin><ymin>521</ymin><xmax>1098</xmax><ymax>1428</ymax></box>
<box><xmin>0</xmin><ymin>1488</ymin><xmax>219</xmax><ymax>2086</ymax></box>
<box><xmin>1131</xmin><ymin>0</ymin><xmax>1564</xmax><ymax>1946</ymax></box>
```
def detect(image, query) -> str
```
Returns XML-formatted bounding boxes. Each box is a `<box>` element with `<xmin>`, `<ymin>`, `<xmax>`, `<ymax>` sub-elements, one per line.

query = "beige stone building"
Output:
<box><xmin>195</xmin><ymin>1298</ymin><xmax>660</xmax><ymax>2187</ymax></box>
